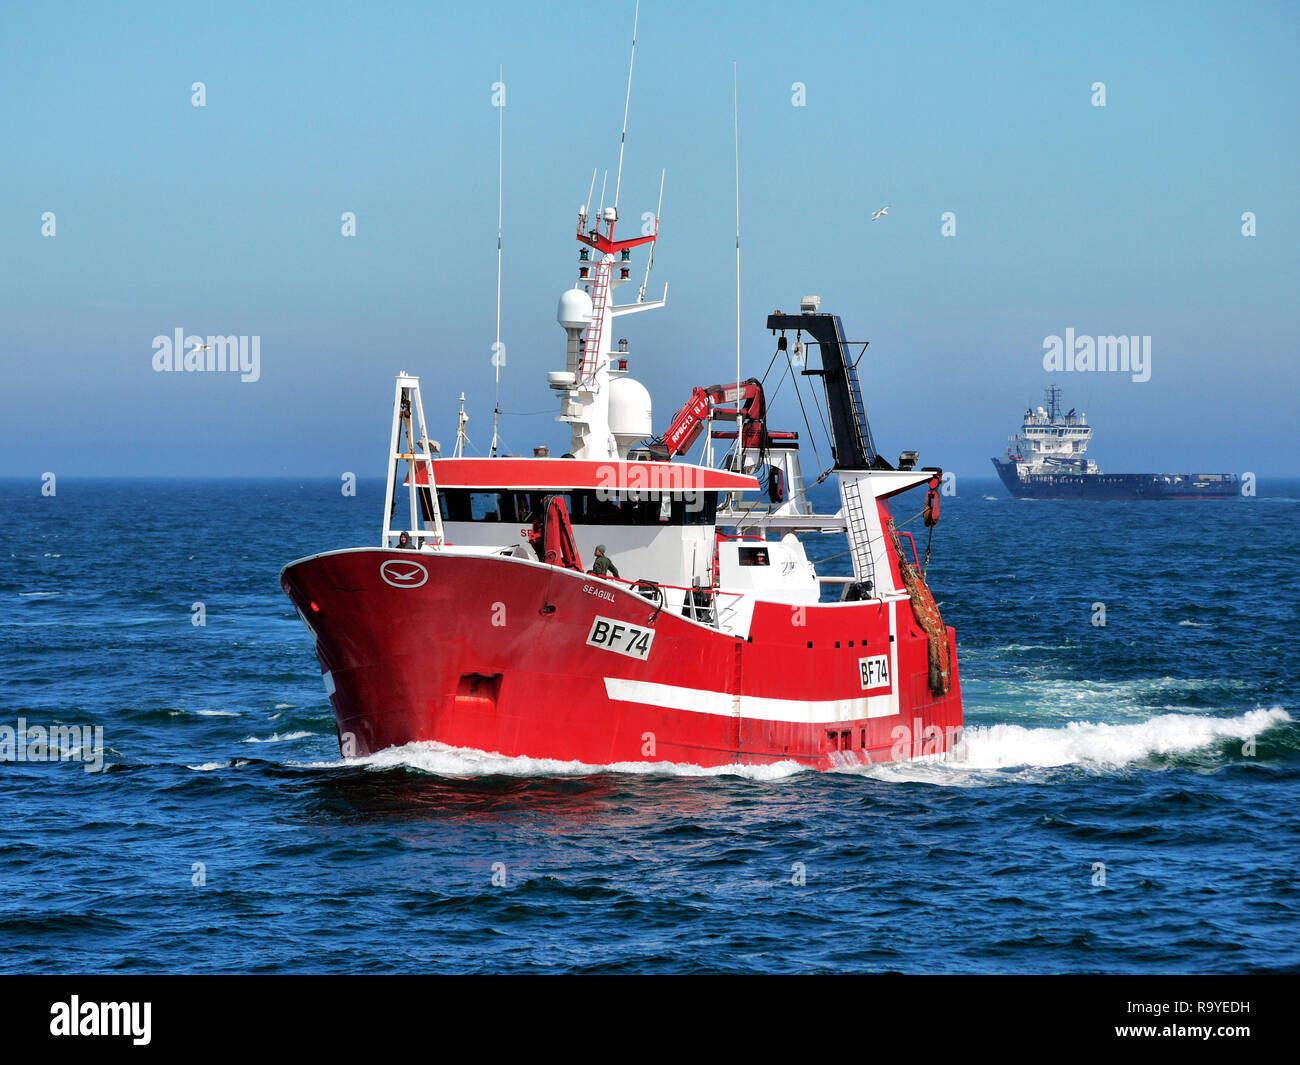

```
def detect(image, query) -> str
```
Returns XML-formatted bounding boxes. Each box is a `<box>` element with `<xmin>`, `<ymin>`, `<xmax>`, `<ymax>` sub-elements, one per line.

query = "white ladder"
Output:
<box><xmin>841</xmin><ymin>478</ymin><xmax>877</xmax><ymax>590</ymax></box>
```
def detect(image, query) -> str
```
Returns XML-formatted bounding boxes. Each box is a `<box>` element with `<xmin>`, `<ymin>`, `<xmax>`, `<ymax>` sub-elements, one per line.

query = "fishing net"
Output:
<box><xmin>886</xmin><ymin>517</ymin><xmax>951</xmax><ymax>697</ymax></box>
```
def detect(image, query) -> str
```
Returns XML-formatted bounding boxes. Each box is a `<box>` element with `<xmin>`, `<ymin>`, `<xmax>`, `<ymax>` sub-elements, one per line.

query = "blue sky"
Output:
<box><xmin>1</xmin><ymin>0</ymin><xmax>1296</xmax><ymax>477</ymax></box>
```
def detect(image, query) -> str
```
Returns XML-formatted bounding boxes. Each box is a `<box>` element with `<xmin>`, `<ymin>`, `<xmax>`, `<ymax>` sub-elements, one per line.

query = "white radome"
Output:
<box><xmin>608</xmin><ymin>375</ymin><xmax>653</xmax><ymax>447</ymax></box>
<box><xmin>557</xmin><ymin>287</ymin><xmax>594</xmax><ymax>330</ymax></box>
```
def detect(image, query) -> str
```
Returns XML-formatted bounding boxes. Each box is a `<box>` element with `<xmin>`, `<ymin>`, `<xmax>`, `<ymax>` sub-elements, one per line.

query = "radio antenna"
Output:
<box><xmin>733</xmin><ymin>61</ymin><xmax>743</xmax><ymax>458</ymax></box>
<box><xmin>582</xmin><ymin>167</ymin><xmax>598</xmax><ymax>229</ymax></box>
<box><xmin>489</xmin><ymin>63</ymin><xmax>505</xmax><ymax>457</ymax></box>
<box><xmin>638</xmin><ymin>169</ymin><xmax>665</xmax><ymax>303</ymax></box>
<box><xmin>613</xmin><ymin>0</ymin><xmax>639</xmax><ymax>217</ymax></box>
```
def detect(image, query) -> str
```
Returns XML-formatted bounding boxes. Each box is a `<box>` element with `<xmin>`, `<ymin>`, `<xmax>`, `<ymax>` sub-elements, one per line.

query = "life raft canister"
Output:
<box><xmin>923</xmin><ymin>475</ymin><xmax>941</xmax><ymax>527</ymax></box>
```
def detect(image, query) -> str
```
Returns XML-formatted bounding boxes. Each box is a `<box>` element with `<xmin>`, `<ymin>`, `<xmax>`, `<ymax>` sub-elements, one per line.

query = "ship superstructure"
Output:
<box><xmin>1000</xmin><ymin>385</ymin><xmax>1098</xmax><ymax>476</ymax></box>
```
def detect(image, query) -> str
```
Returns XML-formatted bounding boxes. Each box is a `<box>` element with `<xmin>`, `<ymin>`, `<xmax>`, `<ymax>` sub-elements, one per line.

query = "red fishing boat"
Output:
<box><xmin>281</xmin><ymin>294</ymin><xmax>963</xmax><ymax>769</ymax></box>
<box><xmin>280</xmin><ymin>34</ymin><xmax>963</xmax><ymax>770</ymax></box>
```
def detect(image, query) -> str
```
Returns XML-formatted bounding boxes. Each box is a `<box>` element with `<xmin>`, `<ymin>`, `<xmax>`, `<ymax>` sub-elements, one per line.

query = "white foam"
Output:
<box><xmin>987</xmin><ymin>642</ymin><xmax>1075</xmax><ymax>654</ymax></box>
<box><xmin>965</xmin><ymin>674</ymin><xmax>1253</xmax><ymax>721</ymax></box>
<box><xmin>18</xmin><ymin>591</ymin><xmax>61</xmax><ymax>599</ymax></box>
<box><xmin>193</xmin><ymin>709</ymin><xmax>240</xmax><ymax>717</ymax></box>
<box><xmin>296</xmin><ymin>740</ymin><xmax>808</xmax><ymax>781</ymax></box>
<box><xmin>288</xmin><ymin>710</ymin><xmax>1291</xmax><ymax>785</ymax></box>
<box><xmin>186</xmin><ymin>759</ymin><xmax>250</xmax><ymax>771</ymax></box>
<box><xmin>273</xmin><ymin>703</ymin><xmax>295</xmax><ymax>710</ymax></box>
<box><xmin>846</xmin><ymin>707</ymin><xmax>1291</xmax><ymax>785</ymax></box>
<box><xmin>241</xmin><ymin>730</ymin><xmax>313</xmax><ymax>743</ymax></box>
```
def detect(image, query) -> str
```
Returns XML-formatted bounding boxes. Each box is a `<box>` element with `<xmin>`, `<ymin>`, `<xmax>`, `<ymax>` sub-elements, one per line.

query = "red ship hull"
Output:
<box><xmin>281</xmin><ymin>547</ymin><xmax>963</xmax><ymax>770</ymax></box>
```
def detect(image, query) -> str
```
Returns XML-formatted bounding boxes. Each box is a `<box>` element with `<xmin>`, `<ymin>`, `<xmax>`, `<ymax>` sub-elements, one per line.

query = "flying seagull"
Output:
<box><xmin>871</xmin><ymin>205</ymin><xmax>890</xmax><ymax>221</ymax></box>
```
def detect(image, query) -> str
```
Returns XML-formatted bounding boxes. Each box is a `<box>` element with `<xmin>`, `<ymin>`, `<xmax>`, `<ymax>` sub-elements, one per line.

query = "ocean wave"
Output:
<box><xmin>295</xmin><ymin>742</ymin><xmax>808</xmax><ymax>781</ymax></box>
<box><xmin>185</xmin><ymin>759</ymin><xmax>252</xmax><ymax>771</ymax></box>
<box><xmin>846</xmin><ymin>707</ymin><xmax>1292</xmax><ymax>785</ymax></box>
<box><xmin>965</xmin><ymin>674</ymin><xmax>1255</xmax><ymax>717</ymax></box>
<box><xmin>284</xmin><ymin>707</ymin><xmax>1292</xmax><ymax>784</ymax></box>
<box><xmin>985</xmin><ymin>642</ymin><xmax>1076</xmax><ymax>654</ymax></box>
<box><xmin>241</xmin><ymin>730</ymin><xmax>314</xmax><ymax>743</ymax></box>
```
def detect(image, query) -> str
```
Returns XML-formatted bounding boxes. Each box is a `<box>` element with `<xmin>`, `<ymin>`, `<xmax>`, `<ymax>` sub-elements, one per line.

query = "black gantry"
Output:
<box><xmin>767</xmin><ymin>310</ymin><xmax>880</xmax><ymax>470</ymax></box>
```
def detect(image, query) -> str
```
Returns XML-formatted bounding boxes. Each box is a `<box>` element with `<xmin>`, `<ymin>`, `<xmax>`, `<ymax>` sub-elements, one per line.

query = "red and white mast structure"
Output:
<box><xmin>551</xmin><ymin>0</ymin><xmax>666</xmax><ymax>462</ymax></box>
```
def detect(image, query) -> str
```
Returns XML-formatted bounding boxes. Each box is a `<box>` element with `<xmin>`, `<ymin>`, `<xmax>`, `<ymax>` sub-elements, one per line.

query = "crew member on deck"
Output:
<box><xmin>591</xmin><ymin>544</ymin><xmax>620</xmax><ymax>580</ymax></box>
<box><xmin>397</xmin><ymin>531</ymin><xmax>413</xmax><ymax>549</ymax></box>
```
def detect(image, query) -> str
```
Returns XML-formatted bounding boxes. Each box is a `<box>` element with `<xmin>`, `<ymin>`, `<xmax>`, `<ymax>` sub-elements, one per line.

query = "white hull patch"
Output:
<box><xmin>603</xmin><ymin>676</ymin><xmax>899</xmax><ymax>723</ymax></box>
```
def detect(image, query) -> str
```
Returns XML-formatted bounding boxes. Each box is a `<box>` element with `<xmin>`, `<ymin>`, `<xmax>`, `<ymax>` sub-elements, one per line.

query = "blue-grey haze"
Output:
<box><xmin>1</xmin><ymin>1</ymin><xmax>1296</xmax><ymax>477</ymax></box>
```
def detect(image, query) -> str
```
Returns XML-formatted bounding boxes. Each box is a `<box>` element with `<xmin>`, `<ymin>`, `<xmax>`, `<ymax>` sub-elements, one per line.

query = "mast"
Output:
<box><xmin>553</xmin><ymin>1</ymin><xmax>665</xmax><ymax>462</ymax></box>
<box><xmin>1045</xmin><ymin>384</ymin><xmax>1062</xmax><ymax>421</ymax></box>
<box><xmin>490</xmin><ymin>63</ymin><xmax>505</xmax><ymax>457</ymax></box>
<box><xmin>613</xmin><ymin>0</ymin><xmax>639</xmax><ymax>217</ymax></box>
<box><xmin>732</xmin><ymin>60</ymin><xmax>742</xmax><ymax>469</ymax></box>
<box><xmin>453</xmin><ymin>392</ymin><xmax>470</xmax><ymax>458</ymax></box>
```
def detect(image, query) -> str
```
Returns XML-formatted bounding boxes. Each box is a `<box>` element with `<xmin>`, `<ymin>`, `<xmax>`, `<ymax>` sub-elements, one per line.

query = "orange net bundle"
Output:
<box><xmin>886</xmin><ymin>518</ymin><xmax>951</xmax><ymax>697</ymax></box>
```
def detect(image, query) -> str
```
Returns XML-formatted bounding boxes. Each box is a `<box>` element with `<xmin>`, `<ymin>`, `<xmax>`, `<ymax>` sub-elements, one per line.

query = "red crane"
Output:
<box><xmin>650</xmin><ymin>378</ymin><xmax>770</xmax><ymax>459</ymax></box>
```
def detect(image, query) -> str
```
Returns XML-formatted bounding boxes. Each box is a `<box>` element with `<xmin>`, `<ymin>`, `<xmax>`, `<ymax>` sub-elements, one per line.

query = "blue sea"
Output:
<box><xmin>2</xmin><ymin>476</ymin><xmax>1297</xmax><ymax>974</ymax></box>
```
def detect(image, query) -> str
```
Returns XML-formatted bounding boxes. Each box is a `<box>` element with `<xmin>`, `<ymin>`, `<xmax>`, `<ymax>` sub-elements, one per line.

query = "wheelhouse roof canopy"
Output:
<box><xmin>407</xmin><ymin>458</ymin><xmax>761</xmax><ymax>493</ymax></box>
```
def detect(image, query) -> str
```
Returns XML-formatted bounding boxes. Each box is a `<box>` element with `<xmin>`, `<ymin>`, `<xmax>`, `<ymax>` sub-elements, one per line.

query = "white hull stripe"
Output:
<box><xmin>603</xmin><ymin>677</ymin><xmax>899</xmax><ymax>723</ymax></box>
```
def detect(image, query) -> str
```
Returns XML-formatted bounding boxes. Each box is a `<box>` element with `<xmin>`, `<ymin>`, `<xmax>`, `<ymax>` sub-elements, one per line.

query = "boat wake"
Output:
<box><xmin>301</xmin><ymin>743</ymin><xmax>807</xmax><ymax>781</ymax></box>
<box><xmin>290</xmin><ymin>707</ymin><xmax>1290</xmax><ymax>784</ymax></box>
<box><xmin>846</xmin><ymin>706</ymin><xmax>1292</xmax><ymax>785</ymax></box>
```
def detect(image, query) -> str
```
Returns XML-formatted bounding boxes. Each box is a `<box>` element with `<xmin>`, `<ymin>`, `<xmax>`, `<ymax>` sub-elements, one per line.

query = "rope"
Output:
<box><xmin>727</xmin><ymin>463</ymin><xmax>834</xmax><ymax>532</ymax></box>
<box><xmin>787</xmin><ymin>349</ymin><xmax>825</xmax><ymax>474</ymax></box>
<box><xmin>805</xmin><ymin>363</ymin><xmax>833</xmax><ymax>453</ymax></box>
<box><xmin>765</xmin><ymin>360</ymin><xmax>789</xmax><ymax>409</ymax></box>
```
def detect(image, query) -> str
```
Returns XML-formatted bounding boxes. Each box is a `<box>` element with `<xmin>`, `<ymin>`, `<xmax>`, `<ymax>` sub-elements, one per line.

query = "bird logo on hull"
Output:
<box><xmin>380</xmin><ymin>559</ymin><xmax>429</xmax><ymax>589</ymax></box>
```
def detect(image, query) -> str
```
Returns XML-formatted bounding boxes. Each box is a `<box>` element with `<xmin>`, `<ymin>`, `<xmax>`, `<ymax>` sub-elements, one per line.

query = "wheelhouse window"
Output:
<box><xmin>430</xmin><ymin>487</ymin><xmax>717</xmax><ymax>526</ymax></box>
<box><xmin>568</xmin><ymin>489</ymin><xmax>717</xmax><ymax>526</ymax></box>
<box><xmin>432</xmin><ymin>489</ymin><xmax>568</xmax><ymax>524</ymax></box>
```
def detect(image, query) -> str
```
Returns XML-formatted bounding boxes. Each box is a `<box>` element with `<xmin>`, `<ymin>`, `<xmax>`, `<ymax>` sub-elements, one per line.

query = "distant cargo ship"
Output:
<box><xmin>992</xmin><ymin>386</ymin><xmax>1239</xmax><ymax>500</ymax></box>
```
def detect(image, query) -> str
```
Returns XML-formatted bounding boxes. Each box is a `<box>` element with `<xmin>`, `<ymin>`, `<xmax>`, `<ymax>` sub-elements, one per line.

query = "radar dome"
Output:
<box><xmin>609</xmin><ymin>376</ymin><xmax>653</xmax><ymax>456</ymax></box>
<box><xmin>557</xmin><ymin>287</ymin><xmax>594</xmax><ymax>330</ymax></box>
